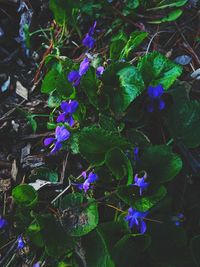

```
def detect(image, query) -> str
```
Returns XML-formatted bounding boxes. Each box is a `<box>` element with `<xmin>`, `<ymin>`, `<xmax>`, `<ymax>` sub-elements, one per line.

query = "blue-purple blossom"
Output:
<box><xmin>33</xmin><ymin>262</ymin><xmax>40</xmax><ymax>267</ymax></box>
<box><xmin>133</xmin><ymin>147</ymin><xmax>139</xmax><ymax>161</ymax></box>
<box><xmin>17</xmin><ymin>235</ymin><xmax>25</xmax><ymax>249</ymax></box>
<box><xmin>74</xmin><ymin>171</ymin><xmax>98</xmax><ymax>193</ymax></box>
<box><xmin>68</xmin><ymin>71</ymin><xmax>81</xmax><ymax>87</ymax></box>
<box><xmin>44</xmin><ymin>126</ymin><xmax>70</xmax><ymax>154</ymax></box>
<box><xmin>125</xmin><ymin>208</ymin><xmax>148</xmax><ymax>234</ymax></box>
<box><xmin>82</xmin><ymin>21</ymin><xmax>97</xmax><ymax>49</ymax></box>
<box><xmin>0</xmin><ymin>217</ymin><xmax>7</xmax><ymax>229</ymax></box>
<box><xmin>96</xmin><ymin>66</ymin><xmax>105</xmax><ymax>78</ymax></box>
<box><xmin>133</xmin><ymin>172</ymin><xmax>149</xmax><ymax>196</ymax></box>
<box><xmin>79</xmin><ymin>57</ymin><xmax>90</xmax><ymax>76</ymax></box>
<box><xmin>68</xmin><ymin>57</ymin><xmax>90</xmax><ymax>86</ymax></box>
<box><xmin>57</xmin><ymin>100</ymin><xmax>78</xmax><ymax>126</ymax></box>
<box><xmin>171</xmin><ymin>213</ymin><xmax>184</xmax><ymax>227</ymax></box>
<box><xmin>147</xmin><ymin>84</ymin><xmax>165</xmax><ymax>112</ymax></box>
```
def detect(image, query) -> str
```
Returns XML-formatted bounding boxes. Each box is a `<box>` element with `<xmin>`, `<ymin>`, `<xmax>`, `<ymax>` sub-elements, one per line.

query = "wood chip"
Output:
<box><xmin>0</xmin><ymin>178</ymin><xmax>11</xmax><ymax>192</ymax></box>
<box><xmin>21</xmin><ymin>144</ymin><xmax>31</xmax><ymax>163</ymax></box>
<box><xmin>16</xmin><ymin>81</ymin><xmax>28</xmax><ymax>100</ymax></box>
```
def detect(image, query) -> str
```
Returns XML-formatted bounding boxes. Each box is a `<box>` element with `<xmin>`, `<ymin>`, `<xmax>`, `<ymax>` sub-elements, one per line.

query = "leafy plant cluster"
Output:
<box><xmin>1</xmin><ymin>1</ymin><xmax>200</xmax><ymax>267</ymax></box>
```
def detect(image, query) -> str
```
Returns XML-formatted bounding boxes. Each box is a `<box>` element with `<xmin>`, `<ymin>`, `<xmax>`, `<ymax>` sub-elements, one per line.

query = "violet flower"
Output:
<box><xmin>125</xmin><ymin>208</ymin><xmax>148</xmax><ymax>234</ymax></box>
<box><xmin>0</xmin><ymin>217</ymin><xmax>7</xmax><ymax>229</ymax></box>
<box><xmin>68</xmin><ymin>57</ymin><xmax>90</xmax><ymax>86</ymax></box>
<box><xmin>171</xmin><ymin>213</ymin><xmax>184</xmax><ymax>227</ymax></box>
<box><xmin>57</xmin><ymin>100</ymin><xmax>78</xmax><ymax>126</ymax></box>
<box><xmin>147</xmin><ymin>84</ymin><xmax>165</xmax><ymax>112</ymax></box>
<box><xmin>82</xmin><ymin>21</ymin><xmax>97</xmax><ymax>49</ymax></box>
<box><xmin>96</xmin><ymin>66</ymin><xmax>105</xmax><ymax>78</ymax></box>
<box><xmin>79</xmin><ymin>57</ymin><xmax>90</xmax><ymax>76</ymax></box>
<box><xmin>17</xmin><ymin>235</ymin><xmax>25</xmax><ymax>249</ymax></box>
<box><xmin>133</xmin><ymin>147</ymin><xmax>139</xmax><ymax>161</ymax></box>
<box><xmin>44</xmin><ymin>126</ymin><xmax>70</xmax><ymax>154</ymax></box>
<box><xmin>133</xmin><ymin>172</ymin><xmax>149</xmax><ymax>196</ymax></box>
<box><xmin>68</xmin><ymin>71</ymin><xmax>81</xmax><ymax>87</ymax></box>
<box><xmin>74</xmin><ymin>171</ymin><xmax>98</xmax><ymax>193</ymax></box>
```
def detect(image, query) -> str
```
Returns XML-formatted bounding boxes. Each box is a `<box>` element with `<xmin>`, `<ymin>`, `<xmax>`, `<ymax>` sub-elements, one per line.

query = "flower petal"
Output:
<box><xmin>88</xmin><ymin>21</ymin><xmax>97</xmax><ymax>36</ymax></box>
<box><xmin>158</xmin><ymin>98</ymin><xmax>165</xmax><ymax>110</ymax></box>
<box><xmin>139</xmin><ymin>220</ymin><xmax>147</xmax><ymax>234</ymax></box>
<box><xmin>55</xmin><ymin>126</ymin><xmax>70</xmax><ymax>142</ymax></box>
<box><xmin>81</xmin><ymin>171</ymin><xmax>86</xmax><ymax>180</ymax></box>
<box><xmin>57</xmin><ymin>113</ymin><xmax>66</xmax><ymax>123</ymax></box>
<box><xmin>44</xmin><ymin>137</ymin><xmax>54</xmax><ymax>146</ymax></box>
<box><xmin>96</xmin><ymin>66</ymin><xmax>104</xmax><ymax>77</ymax></box>
<box><xmin>87</xmin><ymin>172</ymin><xmax>98</xmax><ymax>183</ymax></box>
<box><xmin>51</xmin><ymin>141</ymin><xmax>62</xmax><ymax>154</ymax></box>
<box><xmin>82</xmin><ymin>34</ymin><xmax>95</xmax><ymax>49</ymax></box>
<box><xmin>68</xmin><ymin>70</ymin><xmax>81</xmax><ymax>86</ymax></box>
<box><xmin>79</xmin><ymin>57</ymin><xmax>90</xmax><ymax>76</ymax></box>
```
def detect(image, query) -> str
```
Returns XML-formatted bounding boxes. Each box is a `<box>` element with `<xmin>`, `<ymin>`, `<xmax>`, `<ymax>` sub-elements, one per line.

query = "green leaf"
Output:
<box><xmin>48</xmin><ymin>94</ymin><xmax>61</xmax><ymax>108</ymax></box>
<box><xmin>137</xmin><ymin>51</ymin><xmax>182</xmax><ymax>89</ymax></box>
<box><xmin>117</xmin><ymin>185</ymin><xmax>137</xmax><ymax>206</ymax></box>
<box><xmin>97</xmin><ymin>221</ymin><xmax>129</xmax><ymax>251</ymax></box>
<box><xmin>41</xmin><ymin>62</ymin><xmax>75</xmax><ymax>99</ymax></box>
<box><xmin>102</xmin><ymin>63</ymin><xmax>145</xmax><ymax>114</ymax></box>
<box><xmin>123</xmin><ymin>0</ymin><xmax>140</xmax><ymax>15</ymax></box>
<box><xmin>148</xmin><ymin>221</ymin><xmax>190</xmax><ymax>265</ymax></box>
<box><xmin>29</xmin><ymin>167</ymin><xmax>58</xmax><ymax>183</ymax></box>
<box><xmin>110</xmin><ymin>31</ymin><xmax>128</xmax><ymax>60</ymax></box>
<box><xmin>49</xmin><ymin>0</ymin><xmax>80</xmax><ymax>25</ymax></box>
<box><xmin>114</xmin><ymin>66</ymin><xmax>145</xmax><ymax>113</ymax></box>
<box><xmin>99</xmin><ymin>114</ymin><xmax>118</xmax><ymax>132</ymax></box>
<box><xmin>23</xmin><ymin>24</ymin><xmax>31</xmax><ymax>49</ymax></box>
<box><xmin>117</xmin><ymin>185</ymin><xmax>167</xmax><ymax>211</ymax></box>
<box><xmin>81</xmin><ymin>67</ymin><xmax>101</xmax><ymax>108</ymax></box>
<box><xmin>83</xmin><ymin>229</ymin><xmax>115</xmax><ymax>267</ymax></box>
<box><xmin>149</xmin><ymin>9</ymin><xmax>183</xmax><ymax>24</ymax></box>
<box><xmin>126</xmin><ymin>128</ymin><xmax>151</xmax><ymax>148</ymax></box>
<box><xmin>12</xmin><ymin>184</ymin><xmax>38</xmax><ymax>207</ymax></box>
<box><xmin>166</xmin><ymin>99</ymin><xmax>200</xmax><ymax>148</ymax></box>
<box><xmin>60</xmin><ymin>193</ymin><xmax>99</xmax><ymax>236</ymax></box>
<box><xmin>27</xmin><ymin>115</ymin><xmax>37</xmax><ymax>133</ymax></box>
<box><xmin>26</xmin><ymin>221</ymin><xmax>45</xmax><ymax>248</ymax></box>
<box><xmin>79</xmin><ymin>126</ymin><xmax>129</xmax><ymax>165</ymax></box>
<box><xmin>111</xmin><ymin>234</ymin><xmax>151</xmax><ymax>267</ymax></box>
<box><xmin>133</xmin><ymin>186</ymin><xmax>167</xmax><ymax>212</ymax></box>
<box><xmin>137</xmin><ymin>145</ymin><xmax>182</xmax><ymax>184</ymax></box>
<box><xmin>120</xmin><ymin>31</ymin><xmax>148</xmax><ymax>59</ymax></box>
<box><xmin>34</xmin><ymin>213</ymin><xmax>72</xmax><ymax>257</ymax></box>
<box><xmin>105</xmin><ymin>147</ymin><xmax>133</xmax><ymax>184</ymax></box>
<box><xmin>190</xmin><ymin>235</ymin><xmax>200</xmax><ymax>266</ymax></box>
<box><xmin>70</xmin><ymin>133</ymin><xmax>80</xmax><ymax>154</ymax></box>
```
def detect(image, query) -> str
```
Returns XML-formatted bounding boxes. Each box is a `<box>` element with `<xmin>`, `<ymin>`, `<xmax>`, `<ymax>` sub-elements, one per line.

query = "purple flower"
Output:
<box><xmin>79</xmin><ymin>57</ymin><xmax>90</xmax><ymax>76</ymax></box>
<box><xmin>68</xmin><ymin>70</ymin><xmax>81</xmax><ymax>87</ymax></box>
<box><xmin>57</xmin><ymin>100</ymin><xmax>78</xmax><ymax>126</ymax></box>
<box><xmin>68</xmin><ymin>57</ymin><xmax>90</xmax><ymax>87</ymax></box>
<box><xmin>82</xmin><ymin>21</ymin><xmax>97</xmax><ymax>49</ymax></box>
<box><xmin>88</xmin><ymin>21</ymin><xmax>97</xmax><ymax>36</ymax></box>
<box><xmin>96</xmin><ymin>66</ymin><xmax>104</xmax><ymax>78</ymax></box>
<box><xmin>133</xmin><ymin>172</ymin><xmax>149</xmax><ymax>196</ymax></box>
<box><xmin>33</xmin><ymin>262</ymin><xmax>40</xmax><ymax>267</ymax></box>
<box><xmin>133</xmin><ymin>147</ymin><xmax>139</xmax><ymax>161</ymax></box>
<box><xmin>44</xmin><ymin>126</ymin><xmax>70</xmax><ymax>154</ymax></box>
<box><xmin>171</xmin><ymin>213</ymin><xmax>184</xmax><ymax>227</ymax></box>
<box><xmin>147</xmin><ymin>84</ymin><xmax>165</xmax><ymax>112</ymax></box>
<box><xmin>0</xmin><ymin>217</ymin><xmax>7</xmax><ymax>229</ymax></box>
<box><xmin>17</xmin><ymin>235</ymin><xmax>25</xmax><ymax>249</ymax></box>
<box><xmin>125</xmin><ymin>208</ymin><xmax>148</xmax><ymax>234</ymax></box>
<box><xmin>74</xmin><ymin>171</ymin><xmax>98</xmax><ymax>193</ymax></box>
